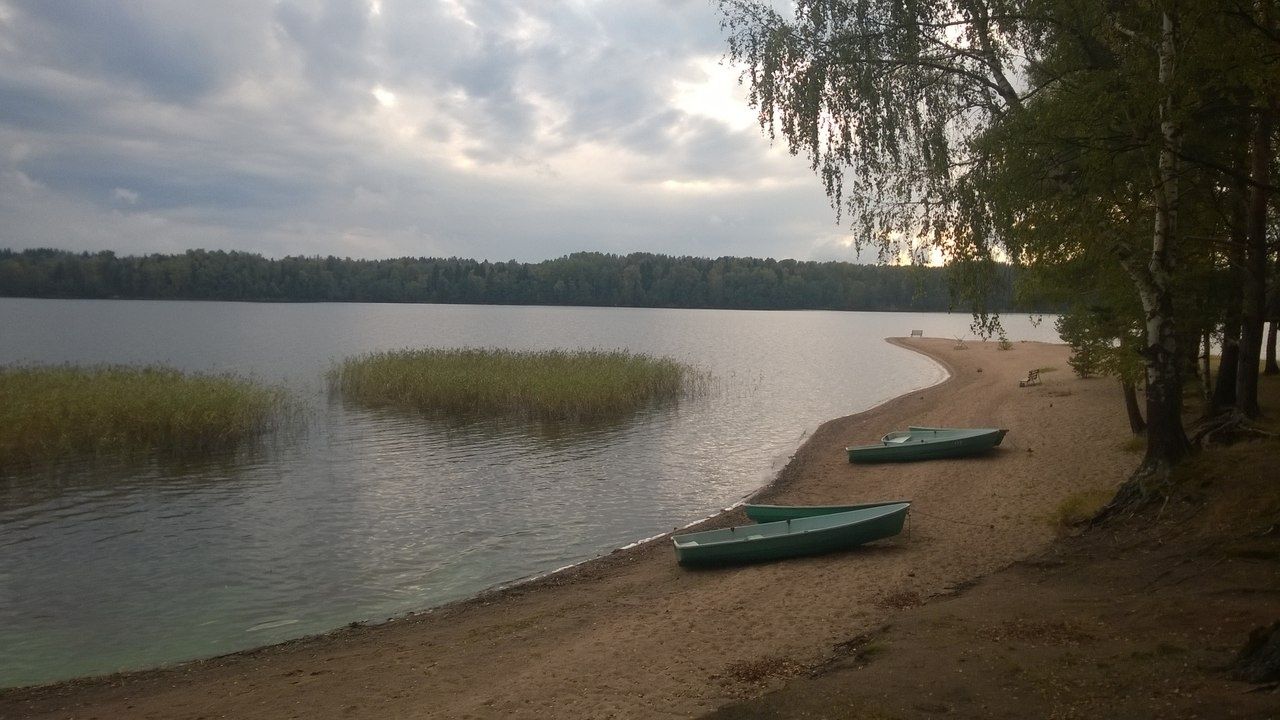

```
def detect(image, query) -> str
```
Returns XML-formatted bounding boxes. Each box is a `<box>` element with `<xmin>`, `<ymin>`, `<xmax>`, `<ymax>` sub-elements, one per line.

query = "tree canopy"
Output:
<box><xmin>0</xmin><ymin>248</ymin><xmax>1041</xmax><ymax>313</ymax></box>
<box><xmin>721</xmin><ymin>0</ymin><xmax>1279</xmax><ymax>492</ymax></box>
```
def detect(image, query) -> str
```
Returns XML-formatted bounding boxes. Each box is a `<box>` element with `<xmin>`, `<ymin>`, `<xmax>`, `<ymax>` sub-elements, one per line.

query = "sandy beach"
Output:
<box><xmin>0</xmin><ymin>338</ymin><xmax>1135</xmax><ymax>720</ymax></box>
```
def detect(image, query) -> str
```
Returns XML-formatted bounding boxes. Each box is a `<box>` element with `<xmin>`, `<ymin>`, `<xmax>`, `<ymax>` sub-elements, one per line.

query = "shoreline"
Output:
<box><xmin>340</xmin><ymin>335</ymin><xmax>958</xmax><ymax>628</ymax></box>
<box><xmin>0</xmin><ymin>335</ymin><xmax>947</xmax><ymax>692</ymax></box>
<box><xmin>2</xmin><ymin>337</ymin><xmax>1133</xmax><ymax>719</ymax></box>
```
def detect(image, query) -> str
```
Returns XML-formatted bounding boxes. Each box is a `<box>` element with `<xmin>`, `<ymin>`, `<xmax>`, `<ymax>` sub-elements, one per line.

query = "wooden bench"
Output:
<box><xmin>909</xmin><ymin>329</ymin><xmax>923</xmax><ymax>337</ymax></box>
<box><xmin>1019</xmin><ymin>369</ymin><xmax>1041</xmax><ymax>387</ymax></box>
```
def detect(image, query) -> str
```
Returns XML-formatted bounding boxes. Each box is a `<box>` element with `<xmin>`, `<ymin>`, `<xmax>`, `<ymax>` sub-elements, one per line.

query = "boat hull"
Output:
<box><xmin>673</xmin><ymin>503</ymin><xmax>909</xmax><ymax>566</ymax></box>
<box><xmin>846</xmin><ymin>427</ymin><xmax>1007</xmax><ymax>463</ymax></box>
<box><xmin>744</xmin><ymin>500</ymin><xmax>909</xmax><ymax>523</ymax></box>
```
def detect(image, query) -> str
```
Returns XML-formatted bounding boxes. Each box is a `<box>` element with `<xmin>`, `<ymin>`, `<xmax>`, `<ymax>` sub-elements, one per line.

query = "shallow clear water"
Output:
<box><xmin>0</xmin><ymin>299</ymin><xmax>1058</xmax><ymax>687</ymax></box>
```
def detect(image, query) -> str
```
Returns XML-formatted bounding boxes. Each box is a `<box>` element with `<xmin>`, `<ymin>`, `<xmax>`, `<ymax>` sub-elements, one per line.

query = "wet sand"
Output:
<box><xmin>0</xmin><ymin>338</ymin><xmax>1134</xmax><ymax>720</ymax></box>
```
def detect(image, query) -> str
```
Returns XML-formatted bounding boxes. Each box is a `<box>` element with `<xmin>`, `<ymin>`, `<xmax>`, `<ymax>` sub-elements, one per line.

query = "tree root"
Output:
<box><xmin>1091</xmin><ymin>462</ymin><xmax>1176</xmax><ymax>524</ymax></box>
<box><xmin>1191</xmin><ymin>411</ymin><xmax>1278</xmax><ymax>446</ymax></box>
<box><xmin>1093</xmin><ymin>413</ymin><xmax>1275</xmax><ymax>525</ymax></box>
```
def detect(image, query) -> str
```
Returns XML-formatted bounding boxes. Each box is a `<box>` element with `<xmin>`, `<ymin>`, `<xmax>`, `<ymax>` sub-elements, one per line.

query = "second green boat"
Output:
<box><xmin>744</xmin><ymin>500</ymin><xmax>910</xmax><ymax>523</ymax></box>
<box><xmin>846</xmin><ymin>426</ymin><xmax>1008</xmax><ymax>463</ymax></box>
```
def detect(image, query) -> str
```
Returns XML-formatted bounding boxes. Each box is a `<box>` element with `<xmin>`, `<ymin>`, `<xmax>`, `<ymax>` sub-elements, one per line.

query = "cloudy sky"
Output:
<box><xmin>0</xmin><ymin>0</ymin><xmax>873</xmax><ymax>263</ymax></box>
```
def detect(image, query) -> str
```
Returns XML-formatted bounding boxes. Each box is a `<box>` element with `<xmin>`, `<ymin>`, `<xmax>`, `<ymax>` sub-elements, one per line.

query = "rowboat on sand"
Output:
<box><xmin>846</xmin><ymin>426</ymin><xmax>1007</xmax><ymax>463</ymax></box>
<box><xmin>743</xmin><ymin>500</ymin><xmax>909</xmax><ymax>523</ymax></box>
<box><xmin>672</xmin><ymin>502</ymin><xmax>910</xmax><ymax>566</ymax></box>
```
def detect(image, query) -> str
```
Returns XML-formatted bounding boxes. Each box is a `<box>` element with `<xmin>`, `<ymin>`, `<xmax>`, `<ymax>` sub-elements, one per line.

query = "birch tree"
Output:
<box><xmin>720</xmin><ymin>0</ymin><xmax>1273</xmax><ymax>490</ymax></box>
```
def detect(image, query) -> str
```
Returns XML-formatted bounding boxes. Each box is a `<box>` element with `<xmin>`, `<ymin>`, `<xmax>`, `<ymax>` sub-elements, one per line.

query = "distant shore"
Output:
<box><xmin>0</xmin><ymin>248</ymin><xmax>1043</xmax><ymax>313</ymax></box>
<box><xmin>1</xmin><ymin>338</ymin><xmax>1132</xmax><ymax>720</ymax></box>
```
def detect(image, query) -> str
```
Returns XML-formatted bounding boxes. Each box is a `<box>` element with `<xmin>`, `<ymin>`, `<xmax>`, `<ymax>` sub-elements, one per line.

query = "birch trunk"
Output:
<box><xmin>1200</xmin><ymin>331</ymin><xmax>1212</xmax><ymax>403</ymax></box>
<box><xmin>1123</xmin><ymin>8</ymin><xmax>1190</xmax><ymax>482</ymax></box>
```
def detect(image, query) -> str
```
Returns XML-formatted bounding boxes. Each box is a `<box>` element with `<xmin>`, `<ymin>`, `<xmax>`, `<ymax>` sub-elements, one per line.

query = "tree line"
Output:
<box><xmin>721</xmin><ymin>0</ymin><xmax>1278</xmax><ymax>497</ymax></box>
<box><xmin>0</xmin><ymin>248</ymin><xmax>1033</xmax><ymax>312</ymax></box>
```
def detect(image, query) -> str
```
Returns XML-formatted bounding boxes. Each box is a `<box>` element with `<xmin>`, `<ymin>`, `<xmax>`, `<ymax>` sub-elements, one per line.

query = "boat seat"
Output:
<box><xmin>885</xmin><ymin>436</ymin><xmax>910</xmax><ymax>444</ymax></box>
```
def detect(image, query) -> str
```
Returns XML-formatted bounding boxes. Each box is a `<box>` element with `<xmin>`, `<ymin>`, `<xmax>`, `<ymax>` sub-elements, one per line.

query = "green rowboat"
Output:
<box><xmin>846</xmin><ymin>426</ymin><xmax>1008</xmax><ymax>463</ymax></box>
<box><xmin>744</xmin><ymin>500</ymin><xmax>910</xmax><ymax>523</ymax></box>
<box><xmin>672</xmin><ymin>503</ymin><xmax>910</xmax><ymax>566</ymax></box>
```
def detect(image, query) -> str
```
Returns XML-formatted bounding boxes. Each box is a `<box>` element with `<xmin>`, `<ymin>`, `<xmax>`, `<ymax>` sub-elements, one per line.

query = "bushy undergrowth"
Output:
<box><xmin>0</xmin><ymin>365</ymin><xmax>289</xmax><ymax>472</ymax></box>
<box><xmin>328</xmin><ymin>348</ymin><xmax>705</xmax><ymax>422</ymax></box>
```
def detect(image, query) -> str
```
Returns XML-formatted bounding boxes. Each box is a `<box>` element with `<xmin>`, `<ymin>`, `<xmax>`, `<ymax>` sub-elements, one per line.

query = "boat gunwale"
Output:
<box><xmin>848</xmin><ymin>426</ymin><xmax>1008</xmax><ymax>454</ymax></box>
<box><xmin>743</xmin><ymin>500</ymin><xmax>912</xmax><ymax>524</ymax></box>
<box><xmin>671</xmin><ymin>502</ymin><xmax>911</xmax><ymax>550</ymax></box>
<box><xmin>743</xmin><ymin>500</ymin><xmax>909</xmax><ymax>514</ymax></box>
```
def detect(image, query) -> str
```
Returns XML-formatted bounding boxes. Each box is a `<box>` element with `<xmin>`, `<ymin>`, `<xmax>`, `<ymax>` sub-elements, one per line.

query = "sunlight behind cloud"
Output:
<box><xmin>660</xmin><ymin>179</ymin><xmax>734</xmax><ymax>193</ymax></box>
<box><xmin>658</xmin><ymin>176</ymin><xmax>799</xmax><ymax>194</ymax></box>
<box><xmin>672</xmin><ymin>57</ymin><xmax>757</xmax><ymax>132</ymax></box>
<box><xmin>371</xmin><ymin>86</ymin><xmax>397</xmax><ymax>108</ymax></box>
<box><xmin>893</xmin><ymin>238</ymin><xmax>947</xmax><ymax>267</ymax></box>
<box><xmin>439</xmin><ymin>0</ymin><xmax>479</xmax><ymax>29</ymax></box>
<box><xmin>508</xmin><ymin>9</ymin><xmax>550</xmax><ymax>48</ymax></box>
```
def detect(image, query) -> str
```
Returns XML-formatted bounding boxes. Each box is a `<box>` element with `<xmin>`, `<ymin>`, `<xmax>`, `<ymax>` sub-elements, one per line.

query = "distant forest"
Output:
<box><xmin>0</xmin><ymin>248</ymin><xmax>1037</xmax><ymax>312</ymax></box>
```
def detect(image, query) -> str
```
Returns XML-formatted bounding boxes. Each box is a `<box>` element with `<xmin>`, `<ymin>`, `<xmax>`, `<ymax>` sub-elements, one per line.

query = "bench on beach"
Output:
<box><xmin>1019</xmin><ymin>369</ymin><xmax>1041</xmax><ymax>387</ymax></box>
<box><xmin>909</xmin><ymin>329</ymin><xmax>923</xmax><ymax>337</ymax></box>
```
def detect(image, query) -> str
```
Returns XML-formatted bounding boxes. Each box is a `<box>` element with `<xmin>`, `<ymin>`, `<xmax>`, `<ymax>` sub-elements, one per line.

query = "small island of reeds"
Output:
<box><xmin>0</xmin><ymin>365</ymin><xmax>289</xmax><ymax>473</ymax></box>
<box><xmin>328</xmin><ymin>348</ymin><xmax>705</xmax><ymax>422</ymax></box>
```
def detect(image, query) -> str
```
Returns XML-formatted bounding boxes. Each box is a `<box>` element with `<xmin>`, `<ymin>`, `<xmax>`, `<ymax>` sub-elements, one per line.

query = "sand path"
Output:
<box><xmin>0</xmin><ymin>338</ymin><xmax>1134</xmax><ymax>720</ymax></box>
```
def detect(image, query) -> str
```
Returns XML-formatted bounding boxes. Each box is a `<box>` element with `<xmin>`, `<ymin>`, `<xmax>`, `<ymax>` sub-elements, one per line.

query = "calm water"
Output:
<box><xmin>0</xmin><ymin>299</ymin><xmax>1058</xmax><ymax>687</ymax></box>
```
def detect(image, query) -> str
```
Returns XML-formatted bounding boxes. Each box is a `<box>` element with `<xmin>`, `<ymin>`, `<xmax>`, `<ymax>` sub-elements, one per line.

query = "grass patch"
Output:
<box><xmin>1051</xmin><ymin>488</ymin><xmax>1115</xmax><ymax>529</ymax></box>
<box><xmin>0</xmin><ymin>365</ymin><xmax>290</xmax><ymax>473</ymax></box>
<box><xmin>328</xmin><ymin>348</ymin><xmax>706</xmax><ymax>422</ymax></box>
<box><xmin>1119</xmin><ymin>435</ymin><xmax>1145</xmax><ymax>454</ymax></box>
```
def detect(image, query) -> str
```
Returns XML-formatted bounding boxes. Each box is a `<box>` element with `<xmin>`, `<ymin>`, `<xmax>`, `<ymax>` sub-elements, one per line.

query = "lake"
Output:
<box><xmin>0</xmin><ymin>299</ymin><xmax>1059</xmax><ymax>687</ymax></box>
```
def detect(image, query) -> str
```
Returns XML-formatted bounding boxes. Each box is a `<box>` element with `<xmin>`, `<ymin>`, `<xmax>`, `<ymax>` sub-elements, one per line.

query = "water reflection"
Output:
<box><xmin>0</xmin><ymin>451</ymin><xmax>271</xmax><ymax>517</ymax></box>
<box><xmin>342</xmin><ymin>397</ymin><xmax>668</xmax><ymax>446</ymax></box>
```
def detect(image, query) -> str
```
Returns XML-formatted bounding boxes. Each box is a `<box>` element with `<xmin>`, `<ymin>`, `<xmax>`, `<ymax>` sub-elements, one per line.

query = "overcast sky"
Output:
<box><xmin>0</xmin><ymin>0</ymin><xmax>879</xmax><ymax>263</ymax></box>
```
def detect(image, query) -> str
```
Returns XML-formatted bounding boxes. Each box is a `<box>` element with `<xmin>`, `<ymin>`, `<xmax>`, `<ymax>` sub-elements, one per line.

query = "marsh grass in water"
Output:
<box><xmin>0</xmin><ymin>365</ymin><xmax>291</xmax><ymax>473</ymax></box>
<box><xmin>328</xmin><ymin>348</ymin><xmax>707</xmax><ymax>422</ymax></box>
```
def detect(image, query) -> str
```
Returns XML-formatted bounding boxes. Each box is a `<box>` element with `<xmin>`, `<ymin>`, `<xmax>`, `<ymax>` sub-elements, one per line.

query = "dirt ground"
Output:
<box><xmin>0</xmin><ymin>338</ymin><xmax>1143</xmax><ymax>719</ymax></box>
<box><xmin>702</xmin><ymin>434</ymin><xmax>1280</xmax><ymax>720</ymax></box>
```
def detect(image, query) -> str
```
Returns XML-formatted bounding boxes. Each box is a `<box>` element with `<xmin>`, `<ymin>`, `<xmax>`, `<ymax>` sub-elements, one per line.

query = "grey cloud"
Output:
<box><xmin>0</xmin><ymin>77</ymin><xmax>87</xmax><ymax>131</ymax></box>
<box><xmin>0</xmin><ymin>0</ymin><xmax>848</xmax><ymax>264</ymax></box>
<box><xmin>377</xmin><ymin>1</ymin><xmax>725</xmax><ymax>156</ymax></box>
<box><xmin>379</xmin><ymin>1</ymin><xmax>478</xmax><ymax>84</ymax></box>
<box><xmin>617</xmin><ymin>110</ymin><xmax>684</xmax><ymax>155</ymax></box>
<box><xmin>560</xmin><ymin>51</ymin><xmax>674</xmax><ymax>145</ymax></box>
<box><xmin>665</xmin><ymin>117</ymin><xmax>773</xmax><ymax>181</ymax></box>
<box><xmin>20</xmin><ymin>147</ymin><xmax>320</xmax><ymax>215</ymax></box>
<box><xmin>273</xmin><ymin>0</ymin><xmax>373</xmax><ymax>89</ymax></box>
<box><xmin>3</xmin><ymin>1</ymin><xmax>271</xmax><ymax>102</ymax></box>
<box><xmin>595</xmin><ymin>0</ymin><xmax>727</xmax><ymax>56</ymax></box>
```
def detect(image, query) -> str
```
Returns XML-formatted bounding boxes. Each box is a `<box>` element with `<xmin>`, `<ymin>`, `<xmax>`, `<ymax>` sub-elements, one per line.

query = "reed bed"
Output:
<box><xmin>0</xmin><ymin>365</ymin><xmax>289</xmax><ymax>472</ymax></box>
<box><xmin>328</xmin><ymin>348</ymin><xmax>705</xmax><ymax>422</ymax></box>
